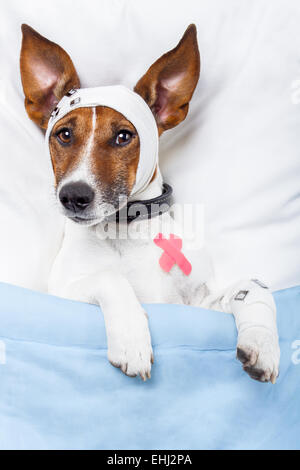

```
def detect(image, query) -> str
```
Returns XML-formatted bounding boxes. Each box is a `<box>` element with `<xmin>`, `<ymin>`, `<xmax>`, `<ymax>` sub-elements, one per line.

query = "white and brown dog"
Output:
<box><xmin>20</xmin><ymin>24</ymin><xmax>280</xmax><ymax>382</ymax></box>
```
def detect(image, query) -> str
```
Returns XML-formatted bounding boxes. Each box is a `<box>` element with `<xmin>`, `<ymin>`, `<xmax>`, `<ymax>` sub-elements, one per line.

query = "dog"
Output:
<box><xmin>20</xmin><ymin>23</ymin><xmax>280</xmax><ymax>383</ymax></box>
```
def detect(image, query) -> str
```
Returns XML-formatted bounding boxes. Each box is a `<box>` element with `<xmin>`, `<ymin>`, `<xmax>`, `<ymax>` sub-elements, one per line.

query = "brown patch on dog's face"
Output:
<box><xmin>49</xmin><ymin>106</ymin><xmax>140</xmax><ymax>223</ymax></box>
<box><xmin>91</xmin><ymin>108</ymin><xmax>140</xmax><ymax>198</ymax></box>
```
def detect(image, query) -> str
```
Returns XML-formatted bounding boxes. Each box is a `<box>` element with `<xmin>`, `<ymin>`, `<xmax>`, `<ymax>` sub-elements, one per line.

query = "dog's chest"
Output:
<box><xmin>50</xmin><ymin>217</ymin><xmax>212</xmax><ymax>307</ymax></box>
<box><xmin>107</xmin><ymin>236</ymin><xmax>186</xmax><ymax>304</ymax></box>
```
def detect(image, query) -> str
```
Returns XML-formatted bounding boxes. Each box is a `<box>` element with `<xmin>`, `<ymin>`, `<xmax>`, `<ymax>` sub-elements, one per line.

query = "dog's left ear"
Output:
<box><xmin>20</xmin><ymin>24</ymin><xmax>80</xmax><ymax>129</ymax></box>
<box><xmin>134</xmin><ymin>24</ymin><xmax>200</xmax><ymax>134</ymax></box>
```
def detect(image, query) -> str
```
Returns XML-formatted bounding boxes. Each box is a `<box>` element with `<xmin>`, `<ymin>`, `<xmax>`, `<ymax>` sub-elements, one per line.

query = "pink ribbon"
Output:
<box><xmin>154</xmin><ymin>234</ymin><xmax>192</xmax><ymax>276</ymax></box>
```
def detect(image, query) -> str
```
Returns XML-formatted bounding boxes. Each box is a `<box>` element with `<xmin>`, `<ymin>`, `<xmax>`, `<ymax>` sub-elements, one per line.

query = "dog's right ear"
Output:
<box><xmin>134</xmin><ymin>24</ymin><xmax>200</xmax><ymax>135</ymax></box>
<box><xmin>20</xmin><ymin>24</ymin><xmax>80</xmax><ymax>129</ymax></box>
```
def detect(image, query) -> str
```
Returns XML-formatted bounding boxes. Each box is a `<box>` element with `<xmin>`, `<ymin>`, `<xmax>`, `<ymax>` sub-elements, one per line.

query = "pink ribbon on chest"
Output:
<box><xmin>154</xmin><ymin>233</ymin><xmax>192</xmax><ymax>276</ymax></box>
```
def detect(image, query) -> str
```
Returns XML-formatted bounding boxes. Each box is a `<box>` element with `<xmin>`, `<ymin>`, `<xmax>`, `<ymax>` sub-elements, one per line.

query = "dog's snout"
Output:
<box><xmin>59</xmin><ymin>182</ymin><xmax>95</xmax><ymax>213</ymax></box>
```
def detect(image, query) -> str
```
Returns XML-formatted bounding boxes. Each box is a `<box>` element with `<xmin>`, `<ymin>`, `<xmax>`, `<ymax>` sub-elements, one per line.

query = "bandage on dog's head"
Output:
<box><xmin>20</xmin><ymin>24</ymin><xmax>200</xmax><ymax>225</ymax></box>
<box><xmin>45</xmin><ymin>86</ymin><xmax>159</xmax><ymax>199</ymax></box>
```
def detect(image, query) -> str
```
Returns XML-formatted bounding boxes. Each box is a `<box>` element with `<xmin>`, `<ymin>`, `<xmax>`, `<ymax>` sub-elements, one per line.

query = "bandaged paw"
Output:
<box><xmin>237</xmin><ymin>327</ymin><xmax>280</xmax><ymax>384</ymax></box>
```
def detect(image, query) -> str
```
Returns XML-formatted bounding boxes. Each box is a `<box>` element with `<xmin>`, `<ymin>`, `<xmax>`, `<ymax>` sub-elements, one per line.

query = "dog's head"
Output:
<box><xmin>20</xmin><ymin>24</ymin><xmax>200</xmax><ymax>225</ymax></box>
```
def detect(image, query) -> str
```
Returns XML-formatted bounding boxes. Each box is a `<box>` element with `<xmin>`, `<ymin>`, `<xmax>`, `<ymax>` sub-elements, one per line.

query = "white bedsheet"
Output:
<box><xmin>0</xmin><ymin>0</ymin><xmax>299</xmax><ymax>292</ymax></box>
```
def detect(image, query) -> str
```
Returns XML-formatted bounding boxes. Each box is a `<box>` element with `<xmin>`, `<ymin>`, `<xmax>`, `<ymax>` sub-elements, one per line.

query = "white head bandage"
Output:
<box><xmin>45</xmin><ymin>85</ymin><xmax>159</xmax><ymax>197</ymax></box>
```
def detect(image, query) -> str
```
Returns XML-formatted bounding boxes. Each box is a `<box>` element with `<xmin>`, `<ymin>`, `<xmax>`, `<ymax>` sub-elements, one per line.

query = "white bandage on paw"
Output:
<box><xmin>219</xmin><ymin>280</ymin><xmax>277</xmax><ymax>338</ymax></box>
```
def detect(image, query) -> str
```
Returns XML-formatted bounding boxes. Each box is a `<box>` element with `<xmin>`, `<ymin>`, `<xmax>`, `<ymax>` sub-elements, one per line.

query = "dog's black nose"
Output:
<box><xmin>59</xmin><ymin>182</ymin><xmax>95</xmax><ymax>213</ymax></box>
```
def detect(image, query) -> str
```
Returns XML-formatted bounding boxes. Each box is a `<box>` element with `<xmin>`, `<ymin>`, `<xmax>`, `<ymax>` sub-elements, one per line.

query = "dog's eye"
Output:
<box><xmin>56</xmin><ymin>128</ymin><xmax>72</xmax><ymax>145</ymax></box>
<box><xmin>115</xmin><ymin>130</ymin><xmax>133</xmax><ymax>146</ymax></box>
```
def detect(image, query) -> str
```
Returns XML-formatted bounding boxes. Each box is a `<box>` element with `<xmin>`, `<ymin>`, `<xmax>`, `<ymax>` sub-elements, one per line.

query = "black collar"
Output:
<box><xmin>115</xmin><ymin>183</ymin><xmax>173</xmax><ymax>224</ymax></box>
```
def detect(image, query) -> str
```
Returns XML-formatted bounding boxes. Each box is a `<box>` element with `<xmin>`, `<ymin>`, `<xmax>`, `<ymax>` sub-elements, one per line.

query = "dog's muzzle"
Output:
<box><xmin>59</xmin><ymin>182</ymin><xmax>95</xmax><ymax>214</ymax></box>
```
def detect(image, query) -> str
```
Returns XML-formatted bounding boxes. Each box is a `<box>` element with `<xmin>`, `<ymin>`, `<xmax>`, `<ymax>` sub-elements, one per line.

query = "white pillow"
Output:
<box><xmin>0</xmin><ymin>0</ymin><xmax>299</xmax><ymax>292</ymax></box>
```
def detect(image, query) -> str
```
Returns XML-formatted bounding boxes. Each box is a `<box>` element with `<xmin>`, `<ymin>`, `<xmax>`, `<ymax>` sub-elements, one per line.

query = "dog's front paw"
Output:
<box><xmin>236</xmin><ymin>327</ymin><xmax>280</xmax><ymax>384</ymax></box>
<box><xmin>107</xmin><ymin>310</ymin><xmax>153</xmax><ymax>381</ymax></box>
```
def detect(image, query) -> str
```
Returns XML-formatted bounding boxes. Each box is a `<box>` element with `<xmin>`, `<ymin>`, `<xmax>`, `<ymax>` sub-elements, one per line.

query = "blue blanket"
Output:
<box><xmin>0</xmin><ymin>282</ymin><xmax>299</xmax><ymax>450</ymax></box>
